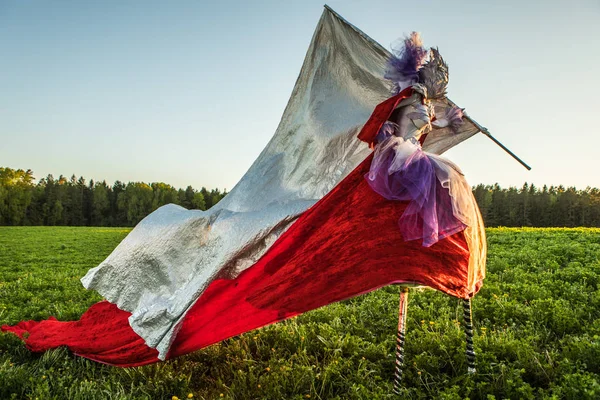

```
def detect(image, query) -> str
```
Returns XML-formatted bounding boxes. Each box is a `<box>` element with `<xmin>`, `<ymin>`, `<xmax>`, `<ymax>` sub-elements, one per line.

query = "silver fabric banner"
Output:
<box><xmin>81</xmin><ymin>8</ymin><xmax>481</xmax><ymax>359</ymax></box>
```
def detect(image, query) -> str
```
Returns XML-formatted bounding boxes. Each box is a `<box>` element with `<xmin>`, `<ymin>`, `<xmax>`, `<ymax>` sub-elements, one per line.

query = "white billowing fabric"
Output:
<box><xmin>81</xmin><ymin>8</ymin><xmax>482</xmax><ymax>359</ymax></box>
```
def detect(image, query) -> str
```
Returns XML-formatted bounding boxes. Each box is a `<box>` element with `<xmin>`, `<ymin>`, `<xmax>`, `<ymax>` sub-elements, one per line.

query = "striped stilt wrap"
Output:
<box><xmin>463</xmin><ymin>298</ymin><xmax>476</xmax><ymax>374</ymax></box>
<box><xmin>393</xmin><ymin>287</ymin><xmax>409</xmax><ymax>394</ymax></box>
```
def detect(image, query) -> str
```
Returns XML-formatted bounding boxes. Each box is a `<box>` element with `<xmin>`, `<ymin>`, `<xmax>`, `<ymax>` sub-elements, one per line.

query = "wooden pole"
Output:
<box><xmin>445</xmin><ymin>99</ymin><xmax>531</xmax><ymax>171</ymax></box>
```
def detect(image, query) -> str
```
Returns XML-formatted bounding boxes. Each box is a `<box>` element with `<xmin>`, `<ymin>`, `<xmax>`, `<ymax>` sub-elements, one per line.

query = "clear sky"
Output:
<box><xmin>1</xmin><ymin>0</ymin><xmax>599</xmax><ymax>191</ymax></box>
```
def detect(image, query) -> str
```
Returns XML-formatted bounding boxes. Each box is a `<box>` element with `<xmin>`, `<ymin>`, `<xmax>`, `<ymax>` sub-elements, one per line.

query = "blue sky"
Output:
<box><xmin>1</xmin><ymin>0</ymin><xmax>599</xmax><ymax>191</ymax></box>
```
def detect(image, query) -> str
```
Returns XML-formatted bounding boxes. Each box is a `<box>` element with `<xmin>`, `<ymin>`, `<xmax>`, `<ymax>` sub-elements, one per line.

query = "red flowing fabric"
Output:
<box><xmin>3</xmin><ymin>303</ymin><xmax>158</xmax><ymax>366</ymax></box>
<box><xmin>2</xmin><ymin>153</ymin><xmax>476</xmax><ymax>367</ymax></box>
<box><xmin>2</xmin><ymin>89</ymin><xmax>480</xmax><ymax>366</ymax></box>
<box><xmin>357</xmin><ymin>88</ymin><xmax>412</xmax><ymax>146</ymax></box>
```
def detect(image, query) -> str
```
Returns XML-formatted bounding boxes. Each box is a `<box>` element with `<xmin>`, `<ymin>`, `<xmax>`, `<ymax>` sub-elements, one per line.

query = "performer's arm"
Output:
<box><xmin>431</xmin><ymin>118</ymin><xmax>449</xmax><ymax>129</ymax></box>
<box><xmin>431</xmin><ymin>106</ymin><xmax>464</xmax><ymax>132</ymax></box>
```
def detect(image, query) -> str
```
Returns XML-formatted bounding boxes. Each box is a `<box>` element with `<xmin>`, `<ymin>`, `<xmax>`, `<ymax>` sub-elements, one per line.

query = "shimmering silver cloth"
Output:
<box><xmin>81</xmin><ymin>8</ymin><xmax>481</xmax><ymax>359</ymax></box>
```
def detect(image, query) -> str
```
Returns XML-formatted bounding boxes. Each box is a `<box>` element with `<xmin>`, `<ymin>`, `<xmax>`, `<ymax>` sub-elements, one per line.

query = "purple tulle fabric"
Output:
<box><xmin>366</xmin><ymin>137</ymin><xmax>467</xmax><ymax>247</ymax></box>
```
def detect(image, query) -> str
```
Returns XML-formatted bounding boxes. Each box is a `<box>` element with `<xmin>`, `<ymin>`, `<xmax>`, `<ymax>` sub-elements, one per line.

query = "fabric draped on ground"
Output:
<box><xmin>2</xmin><ymin>154</ymin><xmax>479</xmax><ymax>367</ymax></box>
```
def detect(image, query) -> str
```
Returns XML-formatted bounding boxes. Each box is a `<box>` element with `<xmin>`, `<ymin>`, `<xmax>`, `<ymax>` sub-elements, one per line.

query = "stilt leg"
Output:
<box><xmin>463</xmin><ymin>298</ymin><xmax>476</xmax><ymax>374</ymax></box>
<box><xmin>393</xmin><ymin>287</ymin><xmax>409</xmax><ymax>394</ymax></box>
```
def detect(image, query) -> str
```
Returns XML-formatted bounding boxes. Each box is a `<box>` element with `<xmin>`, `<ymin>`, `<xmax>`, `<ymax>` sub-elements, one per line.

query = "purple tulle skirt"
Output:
<box><xmin>366</xmin><ymin>135</ymin><xmax>472</xmax><ymax>247</ymax></box>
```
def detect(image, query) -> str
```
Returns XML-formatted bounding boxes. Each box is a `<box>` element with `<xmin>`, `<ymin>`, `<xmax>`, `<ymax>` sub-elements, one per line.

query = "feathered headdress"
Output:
<box><xmin>417</xmin><ymin>47</ymin><xmax>449</xmax><ymax>99</ymax></box>
<box><xmin>384</xmin><ymin>32</ymin><xmax>428</xmax><ymax>95</ymax></box>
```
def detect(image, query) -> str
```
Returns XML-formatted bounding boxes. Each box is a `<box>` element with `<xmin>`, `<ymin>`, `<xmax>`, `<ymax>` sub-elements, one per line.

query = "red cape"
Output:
<box><xmin>357</xmin><ymin>88</ymin><xmax>414</xmax><ymax>146</ymax></box>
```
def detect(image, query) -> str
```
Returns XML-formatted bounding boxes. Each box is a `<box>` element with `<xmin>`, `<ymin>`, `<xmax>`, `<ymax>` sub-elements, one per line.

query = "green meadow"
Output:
<box><xmin>1</xmin><ymin>227</ymin><xmax>599</xmax><ymax>399</ymax></box>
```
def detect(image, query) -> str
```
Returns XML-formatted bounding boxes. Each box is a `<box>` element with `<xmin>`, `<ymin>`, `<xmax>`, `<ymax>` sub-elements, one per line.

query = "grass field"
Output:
<box><xmin>1</xmin><ymin>227</ymin><xmax>599</xmax><ymax>399</ymax></box>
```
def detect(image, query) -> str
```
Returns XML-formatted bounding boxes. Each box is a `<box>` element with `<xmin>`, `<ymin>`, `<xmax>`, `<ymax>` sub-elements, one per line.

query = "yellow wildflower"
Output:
<box><xmin>187</xmin><ymin>394</ymin><xmax>194</xmax><ymax>399</ymax></box>
<box><xmin>265</xmin><ymin>367</ymin><xmax>271</xmax><ymax>372</ymax></box>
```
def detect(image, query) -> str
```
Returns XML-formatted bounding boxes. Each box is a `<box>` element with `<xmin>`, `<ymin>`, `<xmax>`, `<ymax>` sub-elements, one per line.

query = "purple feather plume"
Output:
<box><xmin>384</xmin><ymin>32</ymin><xmax>428</xmax><ymax>94</ymax></box>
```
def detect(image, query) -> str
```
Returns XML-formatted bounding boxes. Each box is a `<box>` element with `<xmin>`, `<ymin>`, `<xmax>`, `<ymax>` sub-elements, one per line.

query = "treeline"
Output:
<box><xmin>2</xmin><ymin>167</ymin><xmax>600</xmax><ymax>227</ymax></box>
<box><xmin>0</xmin><ymin>167</ymin><xmax>227</xmax><ymax>227</ymax></box>
<box><xmin>473</xmin><ymin>183</ymin><xmax>600</xmax><ymax>227</ymax></box>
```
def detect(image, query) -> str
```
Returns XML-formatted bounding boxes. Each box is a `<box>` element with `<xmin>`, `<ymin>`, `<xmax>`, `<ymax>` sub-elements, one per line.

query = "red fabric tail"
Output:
<box><xmin>2</xmin><ymin>301</ymin><xmax>158</xmax><ymax>367</ymax></box>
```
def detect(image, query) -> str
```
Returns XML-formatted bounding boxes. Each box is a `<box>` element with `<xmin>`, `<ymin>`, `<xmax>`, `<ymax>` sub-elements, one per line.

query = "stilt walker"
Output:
<box><xmin>351</xmin><ymin>28</ymin><xmax>498</xmax><ymax>392</ymax></box>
